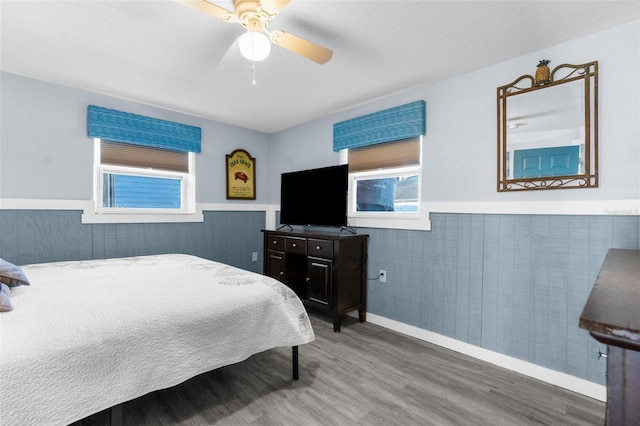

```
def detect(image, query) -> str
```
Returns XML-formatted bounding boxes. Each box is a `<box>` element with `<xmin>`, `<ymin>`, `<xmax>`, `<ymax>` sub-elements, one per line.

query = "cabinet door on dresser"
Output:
<box><xmin>264</xmin><ymin>235</ymin><xmax>286</xmax><ymax>282</ymax></box>
<box><xmin>307</xmin><ymin>257</ymin><xmax>332</xmax><ymax>307</ymax></box>
<box><xmin>306</xmin><ymin>238</ymin><xmax>334</xmax><ymax>307</ymax></box>
<box><xmin>266</xmin><ymin>250</ymin><xmax>285</xmax><ymax>283</ymax></box>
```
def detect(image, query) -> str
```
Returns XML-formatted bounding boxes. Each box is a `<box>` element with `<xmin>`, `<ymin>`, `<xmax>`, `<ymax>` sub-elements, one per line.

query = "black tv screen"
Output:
<box><xmin>280</xmin><ymin>164</ymin><xmax>349</xmax><ymax>227</ymax></box>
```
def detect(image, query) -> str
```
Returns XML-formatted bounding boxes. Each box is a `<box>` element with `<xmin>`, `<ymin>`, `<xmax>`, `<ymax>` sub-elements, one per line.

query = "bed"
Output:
<box><xmin>0</xmin><ymin>254</ymin><xmax>315</xmax><ymax>426</ymax></box>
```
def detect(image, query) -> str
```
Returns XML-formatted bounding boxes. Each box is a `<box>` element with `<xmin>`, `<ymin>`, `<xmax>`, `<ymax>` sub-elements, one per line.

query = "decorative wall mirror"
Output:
<box><xmin>497</xmin><ymin>61</ymin><xmax>598</xmax><ymax>191</ymax></box>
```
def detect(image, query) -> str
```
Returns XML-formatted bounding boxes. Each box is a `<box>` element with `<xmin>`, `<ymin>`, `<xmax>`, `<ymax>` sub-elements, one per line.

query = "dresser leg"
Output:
<box><xmin>333</xmin><ymin>314</ymin><xmax>342</xmax><ymax>332</ymax></box>
<box><xmin>358</xmin><ymin>308</ymin><xmax>366</xmax><ymax>323</ymax></box>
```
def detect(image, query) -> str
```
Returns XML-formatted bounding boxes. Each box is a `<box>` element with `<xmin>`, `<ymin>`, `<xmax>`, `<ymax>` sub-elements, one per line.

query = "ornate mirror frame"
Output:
<box><xmin>497</xmin><ymin>61</ymin><xmax>598</xmax><ymax>191</ymax></box>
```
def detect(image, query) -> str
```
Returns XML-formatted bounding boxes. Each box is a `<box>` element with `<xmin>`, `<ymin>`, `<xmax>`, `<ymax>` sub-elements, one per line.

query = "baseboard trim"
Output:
<box><xmin>362</xmin><ymin>312</ymin><xmax>607</xmax><ymax>402</ymax></box>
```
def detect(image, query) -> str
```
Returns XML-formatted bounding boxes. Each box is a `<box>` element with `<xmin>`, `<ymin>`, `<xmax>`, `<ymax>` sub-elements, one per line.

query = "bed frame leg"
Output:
<box><xmin>292</xmin><ymin>346</ymin><xmax>299</xmax><ymax>380</ymax></box>
<box><xmin>110</xmin><ymin>404</ymin><xmax>123</xmax><ymax>426</ymax></box>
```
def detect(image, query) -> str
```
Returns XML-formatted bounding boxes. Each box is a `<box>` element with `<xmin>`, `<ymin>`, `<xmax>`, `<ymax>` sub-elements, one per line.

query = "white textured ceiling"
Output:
<box><xmin>1</xmin><ymin>0</ymin><xmax>639</xmax><ymax>133</ymax></box>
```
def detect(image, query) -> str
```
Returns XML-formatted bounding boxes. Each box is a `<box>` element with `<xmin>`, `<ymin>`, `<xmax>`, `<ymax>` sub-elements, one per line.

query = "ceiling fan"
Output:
<box><xmin>176</xmin><ymin>0</ymin><xmax>333</xmax><ymax>64</ymax></box>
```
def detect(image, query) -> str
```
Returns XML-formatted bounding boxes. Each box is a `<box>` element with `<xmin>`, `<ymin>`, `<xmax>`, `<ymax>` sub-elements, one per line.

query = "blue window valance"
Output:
<box><xmin>87</xmin><ymin>105</ymin><xmax>201</xmax><ymax>153</ymax></box>
<box><xmin>333</xmin><ymin>100</ymin><xmax>425</xmax><ymax>152</ymax></box>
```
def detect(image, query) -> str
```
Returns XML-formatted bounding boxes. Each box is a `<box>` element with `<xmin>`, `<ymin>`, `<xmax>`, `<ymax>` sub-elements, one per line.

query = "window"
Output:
<box><xmin>94</xmin><ymin>139</ymin><xmax>196</xmax><ymax>215</ymax></box>
<box><xmin>103</xmin><ymin>174</ymin><xmax>181</xmax><ymax>209</ymax></box>
<box><xmin>348</xmin><ymin>137</ymin><xmax>421</xmax><ymax>215</ymax></box>
<box><xmin>333</xmin><ymin>100</ymin><xmax>427</xmax><ymax>229</ymax></box>
<box><xmin>83</xmin><ymin>105</ymin><xmax>202</xmax><ymax>223</ymax></box>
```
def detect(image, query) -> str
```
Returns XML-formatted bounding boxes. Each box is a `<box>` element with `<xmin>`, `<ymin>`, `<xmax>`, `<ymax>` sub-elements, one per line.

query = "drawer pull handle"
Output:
<box><xmin>280</xmin><ymin>272</ymin><xmax>284</xmax><ymax>276</ymax></box>
<box><xmin>292</xmin><ymin>243</ymin><xmax>297</xmax><ymax>247</ymax></box>
<box><xmin>273</xmin><ymin>240</ymin><xmax>277</xmax><ymax>244</ymax></box>
<box><xmin>597</xmin><ymin>350</ymin><xmax>607</xmax><ymax>359</ymax></box>
<box><xmin>316</xmin><ymin>245</ymin><xmax>321</xmax><ymax>250</ymax></box>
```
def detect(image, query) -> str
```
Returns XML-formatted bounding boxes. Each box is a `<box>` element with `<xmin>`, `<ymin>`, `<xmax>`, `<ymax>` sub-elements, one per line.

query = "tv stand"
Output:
<box><xmin>263</xmin><ymin>229</ymin><xmax>368</xmax><ymax>332</ymax></box>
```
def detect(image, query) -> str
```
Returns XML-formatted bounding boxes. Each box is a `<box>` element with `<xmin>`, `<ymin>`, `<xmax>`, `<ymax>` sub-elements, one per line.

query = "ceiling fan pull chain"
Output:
<box><xmin>252</xmin><ymin>61</ymin><xmax>257</xmax><ymax>85</ymax></box>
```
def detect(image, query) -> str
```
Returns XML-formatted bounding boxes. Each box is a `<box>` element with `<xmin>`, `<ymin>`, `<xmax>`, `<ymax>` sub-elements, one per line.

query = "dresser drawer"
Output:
<box><xmin>286</xmin><ymin>237</ymin><xmax>307</xmax><ymax>255</ymax></box>
<box><xmin>266</xmin><ymin>235</ymin><xmax>285</xmax><ymax>251</ymax></box>
<box><xmin>308</xmin><ymin>239</ymin><xmax>333</xmax><ymax>259</ymax></box>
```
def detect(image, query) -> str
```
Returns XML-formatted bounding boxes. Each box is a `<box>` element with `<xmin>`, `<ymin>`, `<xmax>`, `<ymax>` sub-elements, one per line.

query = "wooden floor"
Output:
<box><xmin>77</xmin><ymin>311</ymin><xmax>605</xmax><ymax>425</ymax></box>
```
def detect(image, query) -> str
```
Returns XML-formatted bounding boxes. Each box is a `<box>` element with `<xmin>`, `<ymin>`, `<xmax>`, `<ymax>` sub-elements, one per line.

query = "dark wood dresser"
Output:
<box><xmin>579</xmin><ymin>248</ymin><xmax>640</xmax><ymax>425</ymax></box>
<box><xmin>263</xmin><ymin>229</ymin><xmax>368</xmax><ymax>332</ymax></box>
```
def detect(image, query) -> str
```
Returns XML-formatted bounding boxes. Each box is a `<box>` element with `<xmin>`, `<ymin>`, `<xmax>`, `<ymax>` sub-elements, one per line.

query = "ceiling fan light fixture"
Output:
<box><xmin>238</xmin><ymin>31</ymin><xmax>271</xmax><ymax>61</ymax></box>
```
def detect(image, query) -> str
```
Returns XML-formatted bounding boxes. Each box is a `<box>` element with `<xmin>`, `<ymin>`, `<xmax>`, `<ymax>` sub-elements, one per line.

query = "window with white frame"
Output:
<box><xmin>96</xmin><ymin>140</ymin><xmax>196</xmax><ymax>213</ymax></box>
<box><xmin>348</xmin><ymin>137</ymin><xmax>421</xmax><ymax>215</ymax></box>
<box><xmin>333</xmin><ymin>100</ymin><xmax>426</xmax><ymax>229</ymax></box>
<box><xmin>86</xmin><ymin>105</ymin><xmax>201</xmax><ymax>220</ymax></box>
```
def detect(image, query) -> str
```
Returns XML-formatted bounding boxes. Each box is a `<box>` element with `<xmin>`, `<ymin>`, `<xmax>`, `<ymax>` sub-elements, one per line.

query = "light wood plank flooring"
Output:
<box><xmin>77</xmin><ymin>311</ymin><xmax>605</xmax><ymax>425</ymax></box>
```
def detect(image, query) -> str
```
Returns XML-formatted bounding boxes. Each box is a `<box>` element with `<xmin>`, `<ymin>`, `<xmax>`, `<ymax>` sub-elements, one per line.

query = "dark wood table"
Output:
<box><xmin>580</xmin><ymin>248</ymin><xmax>640</xmax><ymax>425</ymax></box>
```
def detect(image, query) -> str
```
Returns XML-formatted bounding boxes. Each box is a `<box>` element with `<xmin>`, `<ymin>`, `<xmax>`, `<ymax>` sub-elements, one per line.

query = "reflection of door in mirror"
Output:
<box><xmin>506</xmin><ymin>80</ymin><xmax>584</xmax><ymax>179</ymax></box>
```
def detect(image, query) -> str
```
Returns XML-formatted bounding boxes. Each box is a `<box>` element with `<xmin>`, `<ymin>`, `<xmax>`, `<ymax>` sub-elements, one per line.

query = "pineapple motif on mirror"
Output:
<box><xmin>497</xmin><ymin>61</ymin><xmax>598</xmax><ymax>191</ymax></box>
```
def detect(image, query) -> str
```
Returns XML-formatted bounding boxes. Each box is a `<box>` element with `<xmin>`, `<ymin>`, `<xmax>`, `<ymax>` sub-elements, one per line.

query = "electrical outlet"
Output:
<box><xmin>379</xmin><ymin>269</ymin><xmax>386</xmax><ymax>283</ymax></box>
<box><xmin>252</xmin><ymin>252</ymin><xmax>258</xmax><ymax>262</ymax></box>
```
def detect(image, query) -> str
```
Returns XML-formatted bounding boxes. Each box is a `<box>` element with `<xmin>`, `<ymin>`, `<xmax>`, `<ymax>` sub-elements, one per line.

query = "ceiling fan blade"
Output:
<box><xmin>258</xmin><ymin>0</ymin><xmax>291</xmax><ymax>19</ymax></box>
<box><xmin>269</xmin><ymin>30</ymin><xmax>333</xmax><ymax>64</ymax></box>
<box><xmin>175</xmin><ymin>0</ymin><xmax>237</xmax><ymax>23</ymax></box>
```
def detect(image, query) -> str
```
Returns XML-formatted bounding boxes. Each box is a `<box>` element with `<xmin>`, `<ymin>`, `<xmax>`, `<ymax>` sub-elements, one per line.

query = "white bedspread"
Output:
<box><xmin>0</xmin><ymin>254</ymin><xmax>314</xmax><ymax>426</ymax></box>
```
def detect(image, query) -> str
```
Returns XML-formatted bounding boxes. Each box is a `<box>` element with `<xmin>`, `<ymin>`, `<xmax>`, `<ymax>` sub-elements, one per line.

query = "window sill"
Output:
<box><xmin>81</xmin><ymin>206</ymin><xmax>204</xmax><ymax>224</ymax></box>
<box><xmin>348</xmin><ymin>206</ymin><xmax>431</xmax><ymax>231</ymax></box>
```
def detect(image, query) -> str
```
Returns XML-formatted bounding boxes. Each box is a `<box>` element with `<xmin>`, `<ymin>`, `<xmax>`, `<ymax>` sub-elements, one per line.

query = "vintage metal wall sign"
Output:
<box><xmin>226</xmin><ymin>149</ymin><xmax>256</xmax><ymax>200</ymax></box>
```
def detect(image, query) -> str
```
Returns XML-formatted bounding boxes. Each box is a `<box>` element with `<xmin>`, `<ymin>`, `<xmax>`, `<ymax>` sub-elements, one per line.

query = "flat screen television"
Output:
<box><xmin>280</xmin><ymin>164</ymin><xmax>349</xmax><ymax>227</ymax></box>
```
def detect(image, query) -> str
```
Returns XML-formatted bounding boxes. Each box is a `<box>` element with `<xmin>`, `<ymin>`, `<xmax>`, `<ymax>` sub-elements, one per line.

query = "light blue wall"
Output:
<box><xmin>266</xmin><ymin>21</ymin><xmax>640</xmax><ymax>386</ymax></box>
<box><xmin>0</xmin><ymin>72</ymin><xmax>272</xmax><ymax>203</ymax></box>
<box><xmin>269</xmin><ymin>21</ymin><xmax>640</xmax><ymax>204</ymax></box>
<box><xmin>0</xmin><ymin>72</ymin><xmax>271</xmax><ymax>272</ymax></box>
<box><xmin>1</xmin><ymin>20</ymin><xmax>638</xmax><ymax>388</ymax></box>
<box><xmin>362</xmin><ymin>214</ymin><xmax>639</xmax><ymax>385</ymax></box>
<box><xmin>0</xmin><ymin>210</ymin><xmax>265</xmax><ymax>273</ymax></box>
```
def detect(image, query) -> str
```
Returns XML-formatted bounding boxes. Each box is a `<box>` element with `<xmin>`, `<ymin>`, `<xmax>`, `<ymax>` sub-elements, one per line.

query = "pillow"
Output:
<box><xmin>0</xmin><ymin>258</ymin><xmax>31</xmax><ymax>288</ymax></box>
<box><xmin>0</xmin><ymin>283</ymin><xmax>12</xmax><ymax>312</ymax></box>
